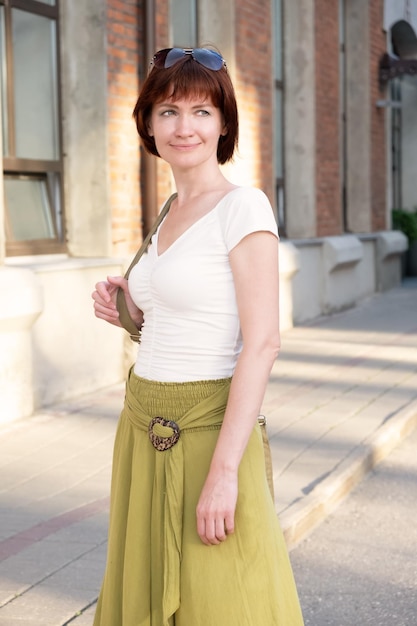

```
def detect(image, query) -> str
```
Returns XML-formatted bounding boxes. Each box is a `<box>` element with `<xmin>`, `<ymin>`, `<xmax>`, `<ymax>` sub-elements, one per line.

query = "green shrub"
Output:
<box><xmin>392</xmin><ymin>208</ymin><xmax>417</xmax><ymax>243</ymax></box>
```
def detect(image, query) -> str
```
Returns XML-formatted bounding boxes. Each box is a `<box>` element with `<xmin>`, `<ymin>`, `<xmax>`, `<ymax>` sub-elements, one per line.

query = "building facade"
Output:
<box><xmin>1</xmin><ymin>0</ymin><xmax>413</xmax><ymax>422</ymax></box>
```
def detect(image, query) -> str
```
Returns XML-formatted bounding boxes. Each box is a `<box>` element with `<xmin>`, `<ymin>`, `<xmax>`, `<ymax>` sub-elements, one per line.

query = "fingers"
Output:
<box><xmin>196</xmin><ymin>510</ymin><xmax>235</xmax><ymax>546</ymax></box>
<box><xmin>93</xmin><ymin>276</ymin><xmax>125</xmax><ymax>301</ymax></box>
<box><xmin>197</xmin><ymin>520</ymin><xmax>223</xmax><ymax>546</ymax></box>
<box><xmin>91</xmin><ymin>278</ymin><xmax>121</xmax><ymax>325</ymax></box>
<box><xmin>93</xmin><ymin>300</ymin><xmax>119</xmax><ymax>322</ymax></box>
<box><xmin>196</xmin><ymin>472</ymin><xmax>238</xmax><ymax>546</ymax></box>
<box><xmin>92</xmin><ymin>276</ymin><xmax>142</xmax><ymax>329</ymax></box>
<box><xmin>107</xmin><ymin>275</ymin><xmax>129</xmax><ymax>293</ymax></box>
<box><xmin>225</xmin><ymin>512</ymin><xmax>235</xmax><ymax>537</ymax></box>
<box><xmin>94</xmin><ymin>280</ymin><xmax>111</xmax><ymax>303</ymax></box>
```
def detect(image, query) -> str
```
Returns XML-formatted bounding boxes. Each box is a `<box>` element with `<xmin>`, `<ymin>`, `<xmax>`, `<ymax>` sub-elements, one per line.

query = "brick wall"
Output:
<box><xmin>107</xmin><ymin>0</ymin><xmax>143</xmax><ymax>256</ymax></box>
<box><xmin>235</xmin><ymin>0</ymin><xmax>274</xmax><ymax>201</ymax></box>
<box><xmin>315</xmin><ymin>0</ymin><xmax>342</xmax><ymax>237</ymax></box>
<box><xmin>370</xmin><ymin>0</ymin><xmax>387</xmax><ymax>231</ymax></box>
<box><xmin>105</xmin><ymin>0</ymin><xmax>388</xmax><ymax>255</ymax></box>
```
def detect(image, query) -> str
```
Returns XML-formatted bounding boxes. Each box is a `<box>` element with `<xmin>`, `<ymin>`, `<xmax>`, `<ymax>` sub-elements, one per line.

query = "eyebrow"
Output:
<box><xmin>156</xmin><ymin>101</ymin><xmax>213</xmax><ymax>109</ymax></box>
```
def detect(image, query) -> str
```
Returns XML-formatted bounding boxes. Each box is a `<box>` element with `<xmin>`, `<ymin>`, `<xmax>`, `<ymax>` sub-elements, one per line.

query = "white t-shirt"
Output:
<box><xmin>129</xmin><ymin>186</ymin><xmax>278</xmax><ymax>382</ymax></box>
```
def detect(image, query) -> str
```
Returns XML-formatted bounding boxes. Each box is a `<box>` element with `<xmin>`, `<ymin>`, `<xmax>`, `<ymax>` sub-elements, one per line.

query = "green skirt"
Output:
<box><xmin>93</xmin><ymin>369</ymin><xmax>304</xmax><ymax>626</ymax></box>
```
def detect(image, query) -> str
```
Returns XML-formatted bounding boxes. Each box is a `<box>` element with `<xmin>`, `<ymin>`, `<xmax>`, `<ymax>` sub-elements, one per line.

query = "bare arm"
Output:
<box><xmin>196</xmin><ymin>230</ymin><xmax>280</xmax><ymax>545</ymax></box>
<box><xmin>92</xmin><ymin>275</ymin><xmax>144</xmax><ymax>329</ymax></box>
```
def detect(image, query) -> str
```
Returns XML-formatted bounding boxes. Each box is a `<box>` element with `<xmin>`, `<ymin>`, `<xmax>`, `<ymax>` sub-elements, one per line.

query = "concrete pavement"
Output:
<box><xmin>290</xmin><ymin>426</ymin><xmax>417</xmax><ymax>625</ymax></box>
<box><xmin>1</xmin><ymin>279</ymin><xmax>416</xmax><ymax>625</ymax></box>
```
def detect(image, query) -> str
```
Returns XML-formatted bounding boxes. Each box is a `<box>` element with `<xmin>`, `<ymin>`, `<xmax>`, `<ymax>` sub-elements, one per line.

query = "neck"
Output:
<box><xmin>171</xmin><ymin>163</ymin><xmax>229</xmax><ymax>203</ymax></box>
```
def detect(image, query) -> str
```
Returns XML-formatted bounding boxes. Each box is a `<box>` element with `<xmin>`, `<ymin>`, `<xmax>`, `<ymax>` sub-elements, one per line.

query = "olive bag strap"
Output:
<box><xmin>258</xmin><ymin>415</ymin><xmax>275</xmax><ymax>500</ymax></box>
<box><xmin>116</xmin><ymin>193</ymin><xmax>177</xmax><ymax>342</ymax></box>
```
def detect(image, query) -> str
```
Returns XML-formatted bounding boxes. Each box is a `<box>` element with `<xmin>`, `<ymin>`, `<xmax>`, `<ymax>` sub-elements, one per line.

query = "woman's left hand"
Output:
<box><xmin>196</xmin><ymin>469</ymin><xmax>238</xmax><ymax>545</ymax></box>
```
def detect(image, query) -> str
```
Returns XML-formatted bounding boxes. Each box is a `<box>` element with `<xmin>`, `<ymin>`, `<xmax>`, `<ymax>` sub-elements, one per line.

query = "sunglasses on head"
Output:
<box><xmin>150</xmin><ymin>48</ymin><xmax>226</xmax><ymax>71</ymax></box>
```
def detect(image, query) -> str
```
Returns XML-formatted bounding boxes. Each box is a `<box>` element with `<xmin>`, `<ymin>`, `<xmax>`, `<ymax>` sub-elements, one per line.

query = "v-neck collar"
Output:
<box><xmin>154</xmin><ymin>187</ymin><xmax>239</xmax><ymax>257</ymax></box>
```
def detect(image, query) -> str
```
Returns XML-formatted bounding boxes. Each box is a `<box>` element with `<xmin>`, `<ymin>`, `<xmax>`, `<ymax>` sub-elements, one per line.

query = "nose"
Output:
<box><xmin>175</xmin><ymin>114</ymin><xmax>194</xmax><ymax>137</ymax></box>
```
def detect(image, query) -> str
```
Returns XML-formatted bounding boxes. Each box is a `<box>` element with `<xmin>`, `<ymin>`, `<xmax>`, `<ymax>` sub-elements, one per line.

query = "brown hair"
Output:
<box><xmin>133</xmin><ymin>52</ymin><xmax>239</xmax><ymax>164</ymax></box>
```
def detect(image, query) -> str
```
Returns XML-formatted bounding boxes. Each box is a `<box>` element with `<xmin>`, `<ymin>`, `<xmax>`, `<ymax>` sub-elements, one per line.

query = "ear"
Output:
<box><xmin>221</xmin><ymin>125</ymin><xmax>228</xmax><ymax>137</ymax></box>
<box><xmin>147</xmin><ymin>119</ymin><xmax>154</xmax><ymax>137</ymax></box>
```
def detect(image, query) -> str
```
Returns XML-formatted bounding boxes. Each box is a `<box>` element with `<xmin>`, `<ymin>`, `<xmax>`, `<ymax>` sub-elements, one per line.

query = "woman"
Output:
<box><xmin>92</xmin><ymin>47</ymin><xmax>304</xmax><ymax>626</ymax></box>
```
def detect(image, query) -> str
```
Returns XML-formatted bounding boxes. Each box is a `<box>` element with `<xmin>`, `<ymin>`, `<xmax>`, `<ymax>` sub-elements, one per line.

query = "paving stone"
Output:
<box><xmin>1</xmin><ymin>282</ymin><xmax>416</xmax><ymax>623</ymax></box>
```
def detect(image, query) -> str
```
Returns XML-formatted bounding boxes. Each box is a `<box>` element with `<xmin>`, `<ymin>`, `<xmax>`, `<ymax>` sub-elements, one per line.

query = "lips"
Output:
<box><xmin>170</xmin><ymin>143</ymin><xmax>200</xmax><ymax>149</ymax></box>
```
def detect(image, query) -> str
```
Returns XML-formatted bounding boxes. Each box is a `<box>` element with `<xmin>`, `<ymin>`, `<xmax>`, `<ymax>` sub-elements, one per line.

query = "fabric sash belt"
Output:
<box><xmin>123</xmin><ymin>372</ymin><xmax>232</xmax><ymax>625</ymax></box>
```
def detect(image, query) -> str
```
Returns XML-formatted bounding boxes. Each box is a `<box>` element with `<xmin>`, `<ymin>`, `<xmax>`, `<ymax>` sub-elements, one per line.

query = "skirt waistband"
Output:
<box><xmin>128</xmin><ymin>369</ymin><xmax>232</xmax><ymax>422</ymax></box>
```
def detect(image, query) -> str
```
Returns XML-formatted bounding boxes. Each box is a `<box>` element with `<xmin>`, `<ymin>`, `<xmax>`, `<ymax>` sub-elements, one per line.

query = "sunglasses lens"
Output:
<box><xmin>152</xmin><ymin>48</ymin><xmax>182</xmax><ymax>68</ymax></box>
<box><xmin>164</xmin><ymin>48</ymin><xmax>187</xmax><ymax>68</ymax></box>
<box><xmin>152</xmin><ymin>49</ymin><xmax>169</xmax><ymax>68</ymax></box>
<box><xmin>151</xmin><ymin>48</ymin><xmax>225</xmax><ymax>72</ymax></box>
<box><xmin>193</xmin><ymin>48</ymin><xmax>224</xmax><ymax>70</ymax></box>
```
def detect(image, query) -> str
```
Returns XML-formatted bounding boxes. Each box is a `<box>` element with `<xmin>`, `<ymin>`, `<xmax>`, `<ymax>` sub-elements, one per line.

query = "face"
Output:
<box><xmin>147</xmin><ymin>95</ymin><xmax>226</xmax><ymax>170</ymax></box>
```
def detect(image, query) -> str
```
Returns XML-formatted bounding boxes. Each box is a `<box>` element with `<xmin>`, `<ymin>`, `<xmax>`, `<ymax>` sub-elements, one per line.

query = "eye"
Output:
<box><xmin>190</xmin><ymin>109</ymin><xmax>210</xmax><ymax>117</ymax></box>
<box><xmin>160</xmin><ymin>109</ymin><xmax>176</xmax><ymax>117</ymax></box>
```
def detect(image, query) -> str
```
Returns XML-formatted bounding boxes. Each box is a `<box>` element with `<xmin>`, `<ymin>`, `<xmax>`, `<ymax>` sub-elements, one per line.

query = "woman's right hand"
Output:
<box><xmin>91</xmin><ymin>275</ymin><xmax>143</xmax><ymax>329</ymax></box>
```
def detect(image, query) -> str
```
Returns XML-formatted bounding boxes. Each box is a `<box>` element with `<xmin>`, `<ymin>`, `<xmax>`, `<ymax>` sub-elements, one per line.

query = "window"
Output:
<box><xmin>0</xmin><ymin>0</ymin><xmax>64</xmax><ymax>256</ymax></box>
<box><xmin>273</xmin><ymin>0</ymin><xmax>285</xmax><ymax>236</ymax></box>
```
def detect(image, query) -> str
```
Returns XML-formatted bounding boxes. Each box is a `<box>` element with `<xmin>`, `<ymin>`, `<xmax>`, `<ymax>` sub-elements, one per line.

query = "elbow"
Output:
<box><xmin>269</xmin><ymin>332</ymin><xmax>281</xmax><ymax>362</ymax></box>
<box><xmin>260</xmin><ymin>341</ymin><xmax>280</xmax><ymax>370</ymax></box>
<box><xmin>250</xmin><ymin>331</ymin><xmax>281</xmax><ymax>365</ymax></box>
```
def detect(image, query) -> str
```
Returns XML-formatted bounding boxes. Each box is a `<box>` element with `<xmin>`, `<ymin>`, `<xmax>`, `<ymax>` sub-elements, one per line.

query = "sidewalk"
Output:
<box><xmin>1</xmin><ymin>279</ymin><xmax>417</xmax><ymax>626</ymax></box>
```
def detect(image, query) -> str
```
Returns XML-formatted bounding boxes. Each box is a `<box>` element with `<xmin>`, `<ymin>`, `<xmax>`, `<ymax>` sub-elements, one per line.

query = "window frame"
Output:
<box><xmin>1</xmin><ymin>0</ymin><xmax>65</xmax><ymax>256</ymax></box>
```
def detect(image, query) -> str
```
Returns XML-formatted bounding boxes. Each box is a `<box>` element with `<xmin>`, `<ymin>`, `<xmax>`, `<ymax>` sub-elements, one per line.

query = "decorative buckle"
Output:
<box><xmin>258</xmin><ymin>414</ymin><xmax>267</xmax><ymax>426</ymax></box>
<box><xmin>148</xmin><ymin>416</ymin><xmax>181</xmax><ymax>451</ymax></box>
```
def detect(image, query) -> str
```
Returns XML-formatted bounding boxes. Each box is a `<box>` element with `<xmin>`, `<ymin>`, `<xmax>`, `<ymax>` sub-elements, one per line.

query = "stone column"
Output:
<box><xmin>401</xmin><ymin>77</ymin><xmax>417</xmax><ymax>211</ymax></box>
<box><xmin>283</xmin><ymin>0</ymin><xmax>316</xmax><ymax>238</ymax></box>
<box><xmin>60</xmin><ymin>0</ymin><xmax>111</xmax><ymax>257</ymax></box>
<box><xmin>344</xmin><ymin>0</ymin><xmax>372</xmax><ymax>232</ymax></box>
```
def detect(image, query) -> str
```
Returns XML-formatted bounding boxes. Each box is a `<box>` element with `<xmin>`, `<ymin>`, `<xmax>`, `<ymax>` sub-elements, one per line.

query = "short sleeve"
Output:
<box><xmin>218</xmin><ymin>187</ymin><xmax>278</xmax><ymax>252</ymax></box>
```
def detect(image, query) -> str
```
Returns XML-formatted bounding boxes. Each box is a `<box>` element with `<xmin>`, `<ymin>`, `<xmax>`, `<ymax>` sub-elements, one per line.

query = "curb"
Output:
<box><xmin>280</xmin><ymin>398</ymin><xmax>417</xmax><ymax>551</ymax></box>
